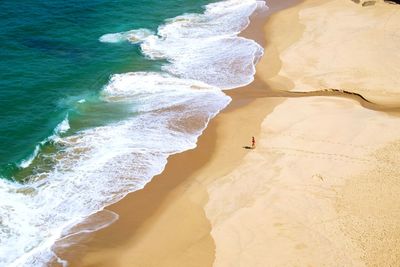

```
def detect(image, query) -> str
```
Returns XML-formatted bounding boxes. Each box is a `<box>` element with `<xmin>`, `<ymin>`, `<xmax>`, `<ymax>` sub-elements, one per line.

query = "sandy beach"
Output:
<box><xmin>259</xmin><ymin>0</ymin><xmax>400</xmax><ymax>106</ymax></box>
<box><xmin>56</xmin><ymin>0</ymin><xmax>400</xmax><ymax>266</ymax></box>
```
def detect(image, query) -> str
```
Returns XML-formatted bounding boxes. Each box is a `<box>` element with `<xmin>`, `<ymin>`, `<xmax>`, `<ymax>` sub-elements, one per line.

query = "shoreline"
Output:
<box><xmin>53</xmin><ymin>1</ymin><xmax>287</xmax><ymax>266</ymax></box>
<box><xmin>207</xmin><ymin>0</ymin><xmax>400</xmax><ymax>266</ymax></box>
<box><xmin>55</xmin><ymin>0</ymin><xmax>400</xmax><ymax>266</ymax></box>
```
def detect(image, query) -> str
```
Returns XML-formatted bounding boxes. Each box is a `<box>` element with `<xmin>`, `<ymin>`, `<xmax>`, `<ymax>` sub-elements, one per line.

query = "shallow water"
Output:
<box><xmin>0</xmin><ymin>0</ymin><xmax>265</xmax><ymax>265</ymax></box>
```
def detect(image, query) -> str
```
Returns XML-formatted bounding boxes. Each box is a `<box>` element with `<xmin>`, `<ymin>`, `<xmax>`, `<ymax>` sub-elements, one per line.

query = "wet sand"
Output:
<box><xmin>207</xmin><ymin>0</ymin><xmax>400</xmax><ymax>266</ymax></box>
<box><xmin>55</xmin><ymin>0</ymin><xmax>400</xmax><ymax>266</ymax></box>
<box><xmin>259</xmin><ymin>0</ymin><xmax>400</xmax><ymax>106</ymax></box>
<box><xmin>53</xmin><ymin>1</ymin><xmax>287</xmax><ymax>266</ymax></box>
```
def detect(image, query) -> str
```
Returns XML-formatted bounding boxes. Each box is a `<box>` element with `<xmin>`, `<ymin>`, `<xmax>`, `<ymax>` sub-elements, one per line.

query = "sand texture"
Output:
<box><xmin>205</xmin><ymin>0</ymin><xmax>400</xmax><ymax>266</ymax></box>
<box><xmin>259</xmin><ymin>0</ymin><xmax>400</xmax><ymax>107</ymax></box>
<box><xmin>206</xmin><ymin>96</ymin><xmax>400</xmax><ymax>266</ymax></box>
<box><xmin>56</xmin><ymin>0</ymin><xmax>400</xmax><ymax>266</ymax></box>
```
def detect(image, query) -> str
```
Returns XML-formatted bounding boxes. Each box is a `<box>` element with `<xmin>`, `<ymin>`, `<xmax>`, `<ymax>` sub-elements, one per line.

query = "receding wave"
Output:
<box><xmin>0</xmin><ymin>0</ymin><xmax>266</xmax><ymax>265</ymax></box>
<box><xmin>0</xmin><ymin>73</ymin><xmax>230</xmax><ymax>266</ymax></box>
<box><xmin>139</xmin><ymin>0</ymin><xmax>266</xmax><ymax>88</ymax></box>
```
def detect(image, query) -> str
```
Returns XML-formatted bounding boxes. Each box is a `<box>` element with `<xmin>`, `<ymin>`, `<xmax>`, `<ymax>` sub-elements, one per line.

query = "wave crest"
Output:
<box><xmin>2</xmin><ymin>0</ymin><xmax>266</xmax><ymax>265</ymax></box>
<box><xmin>140</xmin><ymin>0</ymin><xmax>266</xmax><ymax>88</ymax></box>
<box><xmin>0</xmin><ymin>73</ymin><xmax>230</xmax><ymax>266</ymax></box>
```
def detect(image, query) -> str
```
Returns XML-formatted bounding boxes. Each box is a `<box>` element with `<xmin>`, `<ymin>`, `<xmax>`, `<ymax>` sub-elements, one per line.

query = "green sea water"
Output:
<box><xmin>0</xmin><ymin>0</ymin><xmax>213</xmax><ymax>178</ymax></box>
<box><xmin>0</xmin><ymin>0</ymin><xmax>264</xmax><ymax>265</ymax></box>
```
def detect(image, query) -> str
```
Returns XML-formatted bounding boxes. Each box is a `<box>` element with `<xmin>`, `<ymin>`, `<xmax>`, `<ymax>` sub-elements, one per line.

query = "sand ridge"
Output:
<box><xmin>261</xmin><ymin>0</ymin><xmax>400</xmax><ymax>107</ymax></box>
<box><xmin>205</xmin><ymin>0</ymin><xmax>400</xmax><ymax>266</ymax></box>
<box><xmin>55</xmin><ymin>0</ymin><xmax>400</xmax><ymax>266</ymax></box>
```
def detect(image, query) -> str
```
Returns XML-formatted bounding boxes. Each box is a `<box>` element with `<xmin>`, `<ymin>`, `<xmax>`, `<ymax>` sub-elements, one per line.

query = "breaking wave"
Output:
<box><xmin>0</xmin><ymin>0</ymin><xmax>266</xmax><ymax>266</ymax></box>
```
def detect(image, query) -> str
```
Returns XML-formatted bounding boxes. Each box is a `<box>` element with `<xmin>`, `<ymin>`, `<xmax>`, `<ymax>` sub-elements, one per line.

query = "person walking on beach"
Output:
<box><xmin>252</xmin><ymin>136</ymin><xmax>256</xmax><ymax>149</ymax></box>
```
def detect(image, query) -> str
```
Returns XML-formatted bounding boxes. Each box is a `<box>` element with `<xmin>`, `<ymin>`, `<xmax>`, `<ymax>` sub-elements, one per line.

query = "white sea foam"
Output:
<box><xmin>18</xmin><ymin>145</ymin><xmax>40</xmax><ymax>169</ymax></box>
<box><xmin>17</xmin><ymin>115</ymin><xmax>70</xmax><ymax>169</ymax></box>
<box><xmin>54</xmin><ymin>115</ymin><xmax>70</xmax><ymax>135</ymax></box>
<box><xmin>0</xmin><ymin>0</ymin><xmax>265</xmax><ymax>265</ymax></box>
<box><xmin>0</xmin><ymin>73</ymin><xmax>230</xmax><ymax>266</ymax></box>
<box><xmin>99</xmin><ymin>29</ymin><xmax>154</xmax><ymax>44</ymax></box>
<box><xmin>139</xmin><ymin>0</ymin><xmax>266</xmax><ymax>88</ymax></box>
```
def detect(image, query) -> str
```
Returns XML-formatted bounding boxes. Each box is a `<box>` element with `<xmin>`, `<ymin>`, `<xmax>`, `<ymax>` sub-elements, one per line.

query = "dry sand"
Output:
<box><xmin>207</xmin><ymin>96</ymin><xmax>400</xmax><ymax>266</ymax></box>
<box><xmin>54</xmin><ymin>2</ymin><xmax>284</xmax><ymax>266</ymax></box>
<box><xmin>258</xmin><ymin>0</ymin><xmax>400</xmax><ymax>106</ymax></box>
<box><xmin>56</xmin><ymin>0</ymin><xmax>400</xmax><ymax>266</ymax></box>
<box><xmin>207</xmin><ymin>0</ymin><xmax>400</xmax><ymax>266</ymax></box>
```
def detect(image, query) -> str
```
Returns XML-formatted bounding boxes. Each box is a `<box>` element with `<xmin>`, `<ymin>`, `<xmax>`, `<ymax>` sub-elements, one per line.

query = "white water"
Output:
<box><xmin>99</xmin><ymin>0</ymin><xmax>266</xmax><ymax>88</ymax></box>
<box><xmin>140</xmin><ymin>0</ymin><xmax>266</xmax><ymax>88</ymax></box>
<box><xmin>17</xmin><ymin>115</ymin><xmax>70</xmax><ymax>169</ymax></box>
<box><xmin>99</xmin><ymin>29</ymin><xmax>154</xmax><ymax>44</ymax></box>
<box><xmin>0</xmin><ymin>73</ymin><xmax>230</xmax><ymax>266</ymax></box>
<box><xmin>0</xmin><ymin>0</ymin><xmax>267</xmax><ymax>265</ymax></box>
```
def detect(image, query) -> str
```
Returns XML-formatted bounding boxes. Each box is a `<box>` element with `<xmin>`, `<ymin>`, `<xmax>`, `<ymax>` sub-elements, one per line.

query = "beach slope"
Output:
<box><xmin>258</xmin><ymin>0</ymin><xmax>400</xmax><ymax>106</ymax></box>
<box><xmin>58</xmin><ymin>0</ymin><xmax>400</xmax><ymax>266</ymax></box>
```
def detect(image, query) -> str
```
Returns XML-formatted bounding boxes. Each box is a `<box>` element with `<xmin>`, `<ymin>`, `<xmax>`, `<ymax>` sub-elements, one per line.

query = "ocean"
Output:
<box><xmin>0</xmin><ymin>0</ymin><xmax>264</xmax><ymax>265</ymax></box>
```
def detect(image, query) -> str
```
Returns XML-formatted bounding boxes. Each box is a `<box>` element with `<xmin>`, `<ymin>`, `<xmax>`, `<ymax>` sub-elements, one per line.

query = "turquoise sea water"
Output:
<box><xmin>0</xmin><ymin>0</ymin><xmax>212</xmax><ymax>177</ymax></box>
<box><xmin>0</xmin><ymin>0</ymin><xmax>264</xmax><ymax>265</ymax></box>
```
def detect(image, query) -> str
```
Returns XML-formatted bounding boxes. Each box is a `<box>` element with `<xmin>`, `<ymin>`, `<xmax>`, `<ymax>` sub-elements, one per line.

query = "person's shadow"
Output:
<box><xmin>243</xmin><ymin>146</ymin><xmax>254</xmax><ymax>150</ymax></box>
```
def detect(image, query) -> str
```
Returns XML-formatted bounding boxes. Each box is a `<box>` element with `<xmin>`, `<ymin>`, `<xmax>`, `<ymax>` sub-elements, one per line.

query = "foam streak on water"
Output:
<box><xmin>140</xmin><ymin>0</ymin><xmax>266</xmax><ymax>88</ymax></box>
<box><xmin>1</xmin><ymin>73</ymin><xmax>230</xmax><ymax>266</ymax></box>
<box><xmin>18</xmin><ymin>115</ymin><xmax>70</xmax><ymax>169</ymax></box>
<box><xmin>0</xmin><ymin>0</ymin><xmax>266</xmax><ymax>266</ymax></box>
<box><xmin>99</xmin><ymin>29</ymin><xmax>154</xmax><ymax>44</ymax></box>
